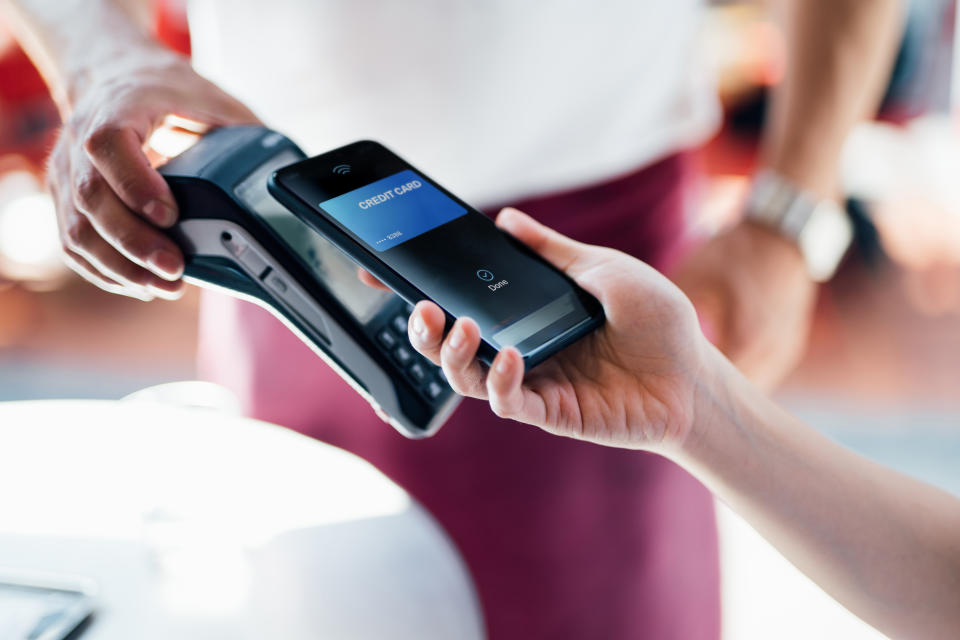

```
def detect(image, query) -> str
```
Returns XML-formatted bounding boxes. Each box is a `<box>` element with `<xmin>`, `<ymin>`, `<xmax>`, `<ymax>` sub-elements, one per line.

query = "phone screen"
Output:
<box><xmin>273</xmin><ymin>143</ymin><xmax>602</xmax><ymax>356</ymax></box>
<box><xmin>234</xmin><ymin>152</ymin><xmax>393</xmax><ymax>324</ymax></box>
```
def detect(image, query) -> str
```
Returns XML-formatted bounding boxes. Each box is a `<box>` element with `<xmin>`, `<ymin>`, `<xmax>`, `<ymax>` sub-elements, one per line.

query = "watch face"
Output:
<box><xmin>798</xmin><ymin>201</ymin><xmax>854</xmax><ymax>282</ymax></box>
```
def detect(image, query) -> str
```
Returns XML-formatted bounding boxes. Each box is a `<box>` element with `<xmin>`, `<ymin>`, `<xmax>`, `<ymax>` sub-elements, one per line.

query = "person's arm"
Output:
<box><xmin>1</xmin><ymin>0</ymin><xmax>152</xmax><ymax>110</ymax></box>
<box><xmin>683</xmin><ymin>352</ymin><xmax>960</xmax><ymax>640</ymax></box>
<box><xmin>761</xmin><ymin>0</ymin><xmax>903</xmax><ymax>198</ymax></box>
<box><xmin>674</xmin><ymin>0</ymin><xmax>904</xmax><ymax>389</ymax></box>
<box><xmin>406</xmin><ymin>207</ymin><xmax>960</xmax><ymax>639</ymax></box>
<box><xmin>0</xmin><ymin>0</ymin><xmax>258</xmax><ymax>300</ymax></box>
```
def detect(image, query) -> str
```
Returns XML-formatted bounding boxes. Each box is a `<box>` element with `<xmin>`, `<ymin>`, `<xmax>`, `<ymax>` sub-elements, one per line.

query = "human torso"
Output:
<box><xmin>187</xmin><ymin>0</ymin><xmax>717</xmax><ymax>206</ymax></box>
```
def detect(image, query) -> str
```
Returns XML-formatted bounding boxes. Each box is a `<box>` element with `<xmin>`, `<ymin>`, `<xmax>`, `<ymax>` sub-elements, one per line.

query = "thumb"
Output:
<box><xmin>495</xmin><ymin>207</ymin><xmax>598</xmax><ymax>280</ymax></box>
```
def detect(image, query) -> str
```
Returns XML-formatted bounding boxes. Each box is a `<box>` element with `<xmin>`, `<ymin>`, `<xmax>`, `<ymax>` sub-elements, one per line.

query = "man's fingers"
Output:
<box><xmin>82</xmin><ymin>82</ymin><xmax>261</xmax><ymax>229</ymax></box>
<box><xmin>439</xmin><ymin>317</ymin><xmax>488</xmax><ymax>399</ymax></box>
<box><xmin>71</xmin><ymin>171</ymin><xmax>184</xmax><ymax>281</ymax></box>
<box><xmin>357</xmin><ymin>267</ymin><xmax>391</xmax><ymax>290</ymax></box>
<box><xmin>495</xmin><ymin>207</ymin><xmax>596</xmax><ymax>280</ymax></box>
<box><xmin>63</xmin><ymin>247</ymin><xmax>182</xmax><ymax>301</ymax></box>
<box><xmin>61</xmin><ymin>248</ymin><xmax>143</xmax><ymax>299</ymax></box>
<box><xmin>408</xmin><ymin>301</ymin><xmax>446</xmax><ymax>366</ymax></box>
<box><xmin>63</xmin><ymin>214</ymin><xmax>184</xmax><ymax>299</ymax></box>
<box><xmin>82</xmin><ymin>125</ymin><xmax>179</xmax><ymax>228</ymax></box>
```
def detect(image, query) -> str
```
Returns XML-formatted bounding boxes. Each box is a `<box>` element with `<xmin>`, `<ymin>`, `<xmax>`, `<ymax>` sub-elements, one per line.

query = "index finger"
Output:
<box><xmin>84</xmin><ymin>125</ymin><xmax>178</xmax><ymax>228</ymax></box>
<box><xmin>357</xmin><ymin>267</ymin><xmax>391</xmax><ymax>290</ymax></box>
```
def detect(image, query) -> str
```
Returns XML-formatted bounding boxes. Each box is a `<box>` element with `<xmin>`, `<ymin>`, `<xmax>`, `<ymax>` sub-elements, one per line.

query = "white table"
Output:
<box><xmin>0</xmin><ymin>400</ymin><xmax>485</xmax><ymax>639</ymax></box>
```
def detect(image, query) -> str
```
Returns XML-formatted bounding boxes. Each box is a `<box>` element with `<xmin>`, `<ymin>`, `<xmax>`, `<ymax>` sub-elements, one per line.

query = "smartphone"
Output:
<box><xmin>268</xmin><ymin>141</ymin><xmax>605</xmax><ymax>369</ymax></box>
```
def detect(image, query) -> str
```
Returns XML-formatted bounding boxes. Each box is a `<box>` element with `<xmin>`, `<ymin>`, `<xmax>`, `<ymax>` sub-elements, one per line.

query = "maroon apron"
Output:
<box><xmin>198</xmin><ymin>152</ymin><xmax>720</xmax><ymax>639</ymax></box>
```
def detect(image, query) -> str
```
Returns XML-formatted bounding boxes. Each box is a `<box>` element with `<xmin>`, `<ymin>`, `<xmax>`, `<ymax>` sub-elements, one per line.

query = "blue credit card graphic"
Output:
<box><xmin>319</xmin><ymin>170</ymin><xmax>467</xmax><ymax>251</ymax></box>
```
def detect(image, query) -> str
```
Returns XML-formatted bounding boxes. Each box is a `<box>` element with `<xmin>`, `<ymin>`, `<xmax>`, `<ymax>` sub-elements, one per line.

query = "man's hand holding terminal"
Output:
<box><xmin>4</xmin><ymin>0</ymin><xmax>260</xmax><ymax>300</ymax></box>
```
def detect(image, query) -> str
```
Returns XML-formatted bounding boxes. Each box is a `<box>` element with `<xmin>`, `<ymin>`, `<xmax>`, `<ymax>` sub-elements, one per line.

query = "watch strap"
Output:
<box><xmin>745</xmin><ymin>170</ymin><xmax>853</xmax><ymax>282</ymax></box>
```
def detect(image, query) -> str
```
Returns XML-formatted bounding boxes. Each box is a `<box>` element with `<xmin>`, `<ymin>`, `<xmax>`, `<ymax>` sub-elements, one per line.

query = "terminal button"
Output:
<box><xmin>393</xmin><ymin>345</ymin><xmax>413</xmax><ymax>366</ymax></box>
<box><xmin>222</xmin><ymin>232</ymin><xmax>270</xmax><ymax>278</ymax></box>
<box><xmin>426</xmin><ymin>380</ymin><xmax>444</xmax><ymax>400</ymax></box>
<box><xmin>408</xmin><ymin>362</ymin><xmax>427</xmax><ymax>384</ymax></box>
<box><xmin>377</xmin><ymin>329</ymin><xmax>397</xmax><ymax>350</ymax></box>
<box><xmin>392</xmin><ymin>314</ymin><xmax>409</xmax><ymax>335</ymax></box>
<box><xmin>266</xmin><ymin>273</ymin><xmax>288</xmax><ymax>295</ymax></box>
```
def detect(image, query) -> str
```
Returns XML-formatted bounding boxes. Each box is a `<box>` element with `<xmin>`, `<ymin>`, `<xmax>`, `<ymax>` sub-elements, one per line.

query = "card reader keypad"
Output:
<box><xmin>377</xmin><ymin>329</ymin><xmax>398</xmax><ymax>350</ymax></box>
<box><xmin>377</xmin><ymin>309</ymin><xmax>450</xmax><ymax>404</ymax></box>
<box><xmin>393</xmin><ymin>344</ymin><xmax>414</xmax><ymax>366</ymax></box>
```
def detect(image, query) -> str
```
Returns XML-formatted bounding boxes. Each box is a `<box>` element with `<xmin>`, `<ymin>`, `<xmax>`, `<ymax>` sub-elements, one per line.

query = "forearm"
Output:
<box><xmin>675</xmin><ymin>349</ymin><xmax>960</xmax><ymax>639</ymax></box>
<box><xmin>761</xmin><ymin>0</ymin><xmax>904</xmax><ymax>199</ymax></box>
<box><xmin>1</xmin><ymin>0</ymin><xmax>162</xmax><ymax>112</ymax></box>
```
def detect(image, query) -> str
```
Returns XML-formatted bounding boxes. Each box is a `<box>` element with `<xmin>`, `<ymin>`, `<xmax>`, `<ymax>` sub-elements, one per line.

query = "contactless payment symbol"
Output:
<box><xmin>476</xmin><ymin>269</ymin><xmax>494</xmax><ymax>282</ymax></box>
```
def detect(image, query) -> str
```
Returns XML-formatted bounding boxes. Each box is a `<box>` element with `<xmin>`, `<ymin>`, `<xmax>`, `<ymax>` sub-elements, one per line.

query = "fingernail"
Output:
<box><xmin>148</xmin><ymin>284</ymin><xmax>183</xmax><ymax>301</ymax></box>
<box><xmin>495</xmin><ymin>352</ymin><xmax>511</xmax><ymax>375</ymax></box>
<box><xmin>128</xmin><ymin>287</ymin><xmax>154</xmax><ymax>302</ymax></box>
<box><xmin>144</xmin><ymin>200</ymin><xmax>177</xmax><ymax>227</ymax></box>
<box><xmin>147</xmin><ymin>249</ymin><xmax>183</xmax><ymax>279</ymax></box>
<box><xmin>411</xmin><ymin>313</ymin><xmax>426</xmax><ymax>338</ymax></box>
<box><xmin>448</xmin><ymin>324</ymin><xmax>465</xmax><ymax>349</ymax></box>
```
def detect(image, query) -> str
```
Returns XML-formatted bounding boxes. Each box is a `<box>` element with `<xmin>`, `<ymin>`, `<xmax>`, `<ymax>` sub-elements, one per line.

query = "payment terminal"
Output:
<box><xmin>160</xmin><ymin>126</ymin><xmax>459</xmax><ymax>438</ymax></box>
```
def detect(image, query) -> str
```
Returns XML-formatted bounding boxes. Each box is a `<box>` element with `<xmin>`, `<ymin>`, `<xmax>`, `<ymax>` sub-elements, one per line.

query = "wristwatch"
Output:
<box><xmin>745</xmin><ymin>170</ymin><xmax>854</xmax><ymax>282</ymax></box>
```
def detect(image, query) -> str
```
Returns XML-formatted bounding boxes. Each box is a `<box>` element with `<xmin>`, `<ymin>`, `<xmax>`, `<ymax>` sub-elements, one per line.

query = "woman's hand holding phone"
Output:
<box><xmin>406</xmin><ymin>207</ymin><xmax>715</xmax><ymax>453</ymax></box>
<box><xmin>407</xmin><ymin>208</ymin><xmax>960</xmax><ymax>640</ymax></box>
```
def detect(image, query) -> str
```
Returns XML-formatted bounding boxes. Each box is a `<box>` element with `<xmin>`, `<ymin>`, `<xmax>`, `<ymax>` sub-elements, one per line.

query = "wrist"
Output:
<box><xmin>63</xmin><ymin>39</ymin><xmax>176</xmax><ymax>114</ymax></box>
<box><xmin>3</xmin><ymin>0</ymin><xmax>173</xmax><ymax>115</ymax></box>
<box><xmin>668</xmin><ymin>343</ymin><xmax>768</xmax><ymax>471</ymax></box>
<box><xmin>740</xmin><ymin>218</ymin><xmax>806</xmax><ymax>263</ymax></box>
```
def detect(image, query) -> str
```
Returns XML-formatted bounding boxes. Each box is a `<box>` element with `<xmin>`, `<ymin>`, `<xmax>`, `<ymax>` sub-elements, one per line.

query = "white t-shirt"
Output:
<box><xmin>188</xmin><ymin>0</ymin><xmax>718</xmax><ymax>207</ymax></box>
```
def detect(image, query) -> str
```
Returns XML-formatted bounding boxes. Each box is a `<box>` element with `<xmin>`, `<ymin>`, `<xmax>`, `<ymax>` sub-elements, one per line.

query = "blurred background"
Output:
<box><xmin>0</xmin><ymin>1</ymin><xmax>957</xmax><ymax>638</ymax></box>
